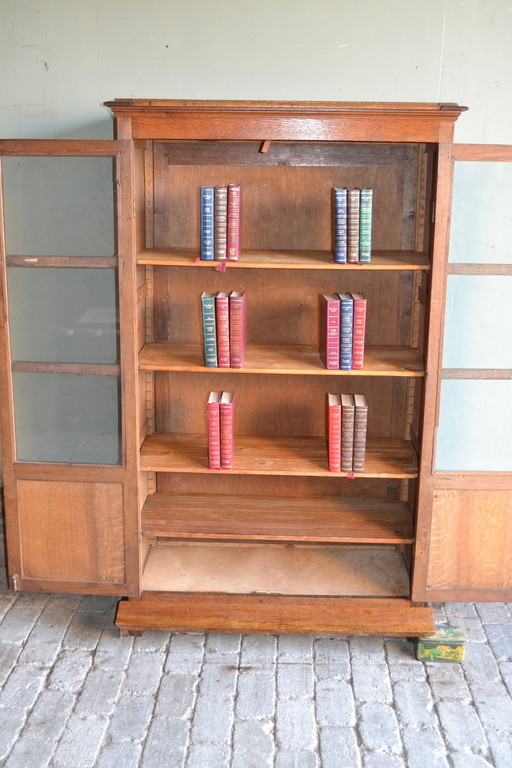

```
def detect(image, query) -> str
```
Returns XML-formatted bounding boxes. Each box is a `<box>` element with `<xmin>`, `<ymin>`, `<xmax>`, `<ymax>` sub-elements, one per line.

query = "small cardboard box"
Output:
<box><xmin>415</xmin><ymin>625</ymin><xmax>465</xmax><ymax>663</ymax></box>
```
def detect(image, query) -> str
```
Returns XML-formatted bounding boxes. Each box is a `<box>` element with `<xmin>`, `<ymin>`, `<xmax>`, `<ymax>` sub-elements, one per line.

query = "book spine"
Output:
<box><xmin>339</xmin><ymin>295</ymin><xmax>354</xmax><ymax>370</ymax></box>
<box><xmin>341</xmin><ymin>394</ymin><xmax>355</xmax><ymax>472</ymax></box>
<box><xmin>207</xmin><ymin>393</ymin><xmax>221</xmax><ymax>469</ymax></box>
<box><xmin>333</xmin><ymin>188</ymin><xmax>348</xmax><ymax>264</ymax></box>
<box><xmin>227</xmin><ymin>183</ymin><xmax>242</xmax><ymax>261</ymax></box>
<box><xmin>319</xmin><ymin>295</ymin><xmax>340</xmax><ymax>369</ymax></box>
<box><xmin>327</xmin><ymin>394</ymin><xmax>342</xmax><ymax>472</ymax></box>
<box><xmin>220</xmin><ymin>393</ymin><xmax>234</xmax><ymax>469</ymax></box>
<box><xmin>214</xmin><ymin>186</ymin><xmax>228</xmax><ymax>261</ymax></box>
<box><xmin>359</xmin><ymin>188</ymin><xmax>373</xmax><ymax>263</ymax></box>
<box><xmin>353</xmin><ymin>395</ymin><xmax>368</xmax><ymax>472</ymax></box>
<box><xmin>215</xmin><ymin>292</ymin><xmax>230</xmax><ymax>368</ymax></box>
<box><xmin>201</xmin><ymin>293</ymin><xmax>218</xmax><ymax>367</ymax></box>
<box><xmin>229</xmin><ymin>292</ymin><xmax>246</xmax><ymax>368</ymax></box>
<box><xmin>347</xmin><ymin>189</ymin><xmax>360</xmax><ymax>264</ymax></box>
<box><xmin>351</xmin><ymin>294</ymin><xmax>367</xmax><ymax>370</ymax></box>
<box><xmin>199</xmin><ymin>187</ymin><xmax>215</xmax><ymax>260</ymax></box>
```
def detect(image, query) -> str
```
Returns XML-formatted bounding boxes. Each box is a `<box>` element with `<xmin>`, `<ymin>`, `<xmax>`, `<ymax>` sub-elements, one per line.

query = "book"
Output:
<box><xmin>333</xmin><ymin>188</ymin><xmax>348</xmax><ymax>263</ymax></box>
<box><xmin>220</xmin><ymin>391</ymin><xmax>235</xmax><ymax>469</ymax></box>
<box><xmin>338</xmin><ymin>293</ymin><xmax>354</xmax><ymax>370</ymax></box>
<box><xmin>201</xmin><ymin>292</ymin><xmax>218</xmax><ymax>367</ymax></box>
<box><xmin>229</xmin><ymin>291</ymin><xmax>246</xmax><ymax>368</ymax></box>
<box><xmin>227</xmin><ymin>183</ymin><xmax>242</xmax><ymax>261</ymax></box>
<box><xmin>327</xmin><ymin>393</ymin><xmax>342</xmax><ymax>472</ymax></box>
<box><xmin>347</xmin><ymin>189</ymin><xmax>360</xmax><ymax>263</ymax></box>
<box><xmin>207</xmin><ymin>391</ymin><xmax>222</xmax><ymax>469</ymax></box>
<box><xmin>319</xmin><ymin>294</ymin><xmax>340</xmax><ymax>370</ymax></box>
<box><xmin>351</xmin><ymin>292</ymin><xmax>367</xmax><ymax>370</ymax></box>
<box><xmin>340</xmin><ymin>393</ymin><xmax>355</xmax><ymax>472</ymax></box>
<box><xmin>199</xmin><ymin>186</ymin><xmax>215</xmax><ymax>260</ymax></box>
<box><xmin>359</xmin><ymin>188</ymin><xmax>373</xmax><ymax>263</ymax></box>
<box><xmin>214</xmin><ymin>186</ymin><xmax>228</xmax><ymax>261</ymax></box>
<box><xmin>215</xmin><ymin>291</ymin><xmax>230</xmax><ymax>368</ymax></box>
<box><xmin>353</xmin><ymin>393</ymin><xmax>368</xmax><ymax>472</ymax></box>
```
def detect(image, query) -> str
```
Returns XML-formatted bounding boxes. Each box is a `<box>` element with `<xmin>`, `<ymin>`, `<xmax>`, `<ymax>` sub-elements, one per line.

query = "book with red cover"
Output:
<box><xmin>207</xmin><ymin>391</ymin><xmax>222</xmax><ymax>469</ymax></box>
<box><xmin>340</xmin><ymin>393</ymin><xmax>355</xmax><ymax>472</ymax></box>
<box><xmin>353</xmin><ymin>393</ymin><xmax>368</xmax><ymax>472</ymax></box>
<box><xmin>351</xmin><ymin>292</ymin><xmax>367</xmax><ymax>370</ymax></box>
<box><xmin>327</xmin><ymin>393</ymin><xmax>342</xmax><ymax>472</ymax></box>
<box><xmin>319</xmin><ymin>294</ymin><xmax>340</xmax><ymax>370</ymax></box>
<box><xmin>215</xmin><ymin>291</ymin><xmax>230</xmax><ymax>368</ymax></box>
<box><xmin>220</xmin><ymin>391</ymin><xmax>235</xmax><ymax>469</ymax></box>
<box><xmin>229</xmin><ymin>291</ymin><xmax>246</xmax><ymax>368</ymax></box>
<box><xmin>214</xmin><ymin>186</ymin><xmax>228</xmax><ymax>261</ymax></box>
<box><xmin>227</xmin><ymin>183</ymin><xmax>242</xmax><ymax>261</ymax></box>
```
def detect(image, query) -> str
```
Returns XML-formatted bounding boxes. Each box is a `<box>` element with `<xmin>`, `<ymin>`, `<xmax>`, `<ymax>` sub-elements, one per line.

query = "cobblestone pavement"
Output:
<box><xmin>0</xmin><ymin>571</ymin><xmax>511</xmax><ymax>767</ymax></box>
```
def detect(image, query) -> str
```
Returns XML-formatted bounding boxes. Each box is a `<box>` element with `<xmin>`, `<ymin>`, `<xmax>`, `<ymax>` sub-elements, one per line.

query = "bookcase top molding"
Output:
<box><xmin>104</xmin><ymin>99</ymin><xmax>467</xmax><ymax>143</ymax></box>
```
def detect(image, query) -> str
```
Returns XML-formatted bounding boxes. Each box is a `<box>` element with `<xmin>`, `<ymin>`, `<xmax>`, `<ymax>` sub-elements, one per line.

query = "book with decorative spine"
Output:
<box><xmin>338</xmin><ymin>293</ymin><xmax>354</xmax><ymax>370</ymax></box>
<box><xmin>327</xmin><ymin>393</ymin><xmax>342</xmax><ymax>472</ymax></box>
<box><xmin>340</xmin><ymin>393</ymin><xmax>355</xmax><ymax>472</ymax></box>
<box><xmin>347</xmin><ymin>189</ymin><xmax>360</xmax><ymax>263</ymax></box>
<box><xmin>229</xmin><ymin>291</ymin><xmax>246</xmax><ymax>368</ymax></box>
<box><xmin>333</xmin><ymin>188</ymin><xmax>348</xmax><ymax>263</ymax></box>
<box><xmin>207</xmin><ymin>391</ymin><xmax>222</xmax><ymax>469</ymax></box>
<box><xmin>359</xmin><ymin>188</ymin><xmax>373</xmax><ymax>263</ymax></box>
<box><xmin>220</xmin><ymin>391</ymin><xmax>235</xmax><ymax>469</ymax></box>
<box><xmin>199</xmin><ymin>186</ymin><xmax>215</xmax><ymax>260</ymax></box>
<box><xmin>353</xmin><ymin>394</ymin><xmax>368</xmax><ymax>472</ymax></box>
<box><xmin>351</xmin><ymin>292</ymin><xmax>367</xmax><ymax>370</ymax></box>
<box><xmin>214</xmin><ymin>186</ymin><xmax>228</xmax><ymax>261</ymax></box>
<box><xmin>319</xmin><ymin>294</ymin><xmax>340</xmax><ymax>370</ymax></box>
<box><xmin>201</xmin><ymin>292</ymin><xmax>218</xmax><ymax>367</ymax></box>
<box><xmin>227</xmin><ymin>183</ymin><xmax>242</xmax><ymax>261</ymax></box>
<box><xmin>215</xmin><ymin>291</ymin><xmax>230</xmax><ymax>368</ymax></box>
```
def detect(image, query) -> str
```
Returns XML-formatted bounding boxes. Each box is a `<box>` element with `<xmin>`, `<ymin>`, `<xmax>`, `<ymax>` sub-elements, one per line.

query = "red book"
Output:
<box><xmin>340</xmin><ymin>393</ymin><xmax>355</xmax><ymax>472</ymax></box>
<box><xmin>207</xmin><ymin>391</ymin><xmax>221</xmax><ymax>469</ymax></box>
<box><xmin>320</xmin><ymin>294</ymin><xmax>340</xmax><ymax>370</ymax></box>
<box><xmin>227</xmin><ymin>183</ymin><xmax>242</xmax><ymax>261</ymax></box>
<box><xmin>351</xmin><ymin>293</ymin><xmax>367</xmax><ymax>370</ymax></box>
<box><xmin>327</xmin><ymin>393</ymin><xmax>342</xmax><ymax>472</ymax></box>
<box><xmin>215</xmin><ymin>292</ymin><xmax>230</xmax><ymax>368</ymax></box>
<box><xmin>220</xmin><ymin>391</ymin><xmax>235</xmax><ymax>469</ymax></box>
<box><xmin>229</xmin><ymin>291</ymin><xmax>246</xmax><ymax>368</ymax></box>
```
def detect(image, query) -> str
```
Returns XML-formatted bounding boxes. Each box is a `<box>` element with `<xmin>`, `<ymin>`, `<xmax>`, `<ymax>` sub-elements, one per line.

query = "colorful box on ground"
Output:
<box><xmin>415</xmin><ymin>625</ymin><xmax>465</xmax><ymax>662</ymax></box>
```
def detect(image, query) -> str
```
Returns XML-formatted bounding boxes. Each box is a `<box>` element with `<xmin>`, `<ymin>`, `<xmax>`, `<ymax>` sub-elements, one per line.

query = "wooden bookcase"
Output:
<box><xmin>0</xmin><ymin>101</ymin><xmax>477</xmax><ymax>635</ymax></box>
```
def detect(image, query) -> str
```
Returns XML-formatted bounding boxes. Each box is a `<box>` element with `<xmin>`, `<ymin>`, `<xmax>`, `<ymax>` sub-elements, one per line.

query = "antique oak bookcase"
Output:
<box><xmin>2</xmin><ymin>100</ymin><xmax>508</xmax><ymax>637</ymax></box>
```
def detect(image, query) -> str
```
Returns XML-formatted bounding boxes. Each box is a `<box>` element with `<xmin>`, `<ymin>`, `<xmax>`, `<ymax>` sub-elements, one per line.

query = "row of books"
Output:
<box><xmin>207</xmin><ymin>391</ymin><xmax>235</xmax><ymax>469</ymax></box>
<box><xmin>200</xmin><ymin>184</ymin><xmax>242</xmax><ymax>261</ymax></box>
<box><xmin>320</xmin><ymin>292</ymin><xmax>367</xmax><ymax>370</ymax></box>
<box><xmin>201</xmin><ymin>291</ymin><xmax>247</xmax><ymax>368</ymax></box>
<box><xmin>327</xmin><ymin>393</ymin><xmax>368</xmax><ymax>472</ymax></box>
<box><xmin>333</xmin><ymin>188</ymin><xmax>373</xmax><ymax>264</ymax></box>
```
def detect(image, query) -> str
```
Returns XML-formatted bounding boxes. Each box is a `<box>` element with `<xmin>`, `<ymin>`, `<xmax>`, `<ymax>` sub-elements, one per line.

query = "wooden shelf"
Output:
<box><xmin>140</xmin><ymin>434</ymin><xmax>418</xmax><ymax>478</ymax></box>
<box><xmin>142</xmin><ymin>492</ymin><xmax>414</xmax><ymax>544</ymax></box>
<box><xmin>137</xmin><ymin>248</ymin><xmax>430</xmax><ymax>271</ymax></box>
<box><xmin>140</xmin><ymin>342</ymin><xmax>424</xmax><ymax>377</ymax></box>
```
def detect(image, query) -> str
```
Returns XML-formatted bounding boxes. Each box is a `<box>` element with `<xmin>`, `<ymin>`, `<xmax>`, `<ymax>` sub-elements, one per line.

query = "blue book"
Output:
<box><xmin>338</xmin><ymin>292</ymin><xmax>354</xmax><ymax>369</ymax></box>
<box><xmin>201</xmin><ymin>292</ymin><xmax>218</xmax><ymax>366</ymax></box>
<box><xmin>359</xmin><ymin>188</ymin><xmax>373</xmax><ymax>263</ymax></box>
<box><xmin>333</xmin><ymin>188</ymin><xmax>348</xmax><ymax>263</ymax></box>
<box><xmin>200</xmin><ymin>186</ymin><xmax>215</xmax><ymax>260</ymax></box>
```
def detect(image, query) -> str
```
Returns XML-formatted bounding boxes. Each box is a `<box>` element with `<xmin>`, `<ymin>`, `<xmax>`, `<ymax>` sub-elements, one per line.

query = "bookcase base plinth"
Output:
<box><xmin>115</xmin><ymin>593</ymin><xmax>435</xmax><ymax>637</ymax></box>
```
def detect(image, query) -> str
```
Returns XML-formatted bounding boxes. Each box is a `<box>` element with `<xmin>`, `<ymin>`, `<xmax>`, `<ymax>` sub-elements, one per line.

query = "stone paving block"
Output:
<box><xmin>165</xmin><ymin>632</ymin><xmax>205</xmax><ymax>674</ymax></box>
<box><xmin>349</xmin><ymin>635</ymin><xmax>385</xmax><ymax>659</ymax></box>
<box><xmin>463</xmin><ymin>642</ymin><xmax>500</xmax><ymax>684</ymax></box>
<box><xmin>470</xmin><ymin>681</ymin><xmax>512</xmax><ymax>731</ymax></box>
<box><xmin>232</xmin><ymin>719</ymin><xmax>274</xmax><ymax>768</ymax></box>
<box><xmin>402</xmin><ymin>725</ymin><xmax>449</xmax><ymax>768</ymax></box>
<box><xmin>47</xmin><ymin>649</ymin><xmax>93</xmax><ymax>693</ymax></box>
<box><xmin>95</xmin><ymin>740</ymin><xmax>143</xmax><ymax>768</ymax></box>
<box><xmin>204</xmin><ymin>633</ymin><xmax>241</xmax><ymax>661</ymax></box>
<box><xmin>62</xmin><ymin>610</ymin><xmax>107</xmax><ymax>651</ymax></box>
<box><xmin>315</xmin><ymin>678</ymin><xmax>355</xmax><ymax>727</ymax></box>
<box><xmin>443</xmin><ymin>616</ymin><xmax>486</xmax><ymax>643</ymax></box>
<box><xmin>437</xmin><ymin>701</ymin><xmax>488</xmax><ymax>755</ymax></box>
<box><xmin>0</xmin><ymin>593</ymin><xmax>49</xmax><ymax>644</ymax></box>
<box><xmin>388</xmin><ymin>662</ymin><xmax>426</xmax><ymax>683</ymax></box>
<box><xmin>352</xmin><ymin>659</ymin><xmax>392</xmax><ymax>703</ymax></box>
<box><xmin>121</xmin><ymin>650</ymin><xmax>166</xmax><ymax>695</ymax></box>
<box><xmin>278</xmin><ymin>635</ymin><xmax>314</xmax><ymax>662</ymax></box>
<box><xmin>3</xmin><ymin>736</ymin><xmax>55</xmax><ymax>768</ymax></box>
<box><xmin>475</xmin><ymin>602</ymin><xmax>512</xmax><ymax>624</ymax></box>
<box><xmin>74</xmin><ymin>667</ymin><xmax>125</xmax><ymax>715</ymax></box>
<box><xmin>93</xmin><ymin>628</ymin><xmax>134</xmax><ymax>671</ymax></box>
<box><xmin>0</xmin><ymin>595</ymin><xmax>15</xmax><ymax>622</ymax></box>
<box><xmin>191</xmin><ymin>694</ymin><xmax>235</xmax><ymax>745</ymax></box>
<box><xmin>313</xmin><ymin>637</ymin><xmax>350</xmax><ymax>680</ymax></box>
<box><xmin>132</xmin><ymin>630</ymin><xmax>171</xmax><ymax>653</ymax></box>
<box><xmin>384</xmin><ymin>639</ymin><xmax>415</xmax><ymax>663</ymax></box>
<box><xmin>449</xmin><ymin>755</ymin><xmax>494</xmax><ymax>768</ymax></box>
<box><xmin>277</xmin><ymin>661</ymin><xmax>314</xmax><ymax>699</ymax></box>
<box><xmin>76</xmin><ymin>594</ymin><xmax>118</xmax><ymax>613</ymax></box>
<box><xmin>0</xmin><ymin>642</ymin><xmax>21</xmax><ymax>686</ymax></box>
<box><xmin>139</xmin><ymin>715</ymin><xmax>188</xmax><ymax>766</ymax></box>
<box><xmin>318</xmin><ymin>725</ymin><xmax>361</xmax><ymax>768</ymax></box>
<box><xmin>488</xmin><ymin>731</ymin><xmax>512</xmax><ymax>768</ymax></box>
<box><xmin>276</xmin><ymin>698</ymin><xmax>317</xmax><ymax>750</ymax></box>
<box><xmin>393</xmin><ymin>681</ymin><xmax>436</xmax><ymax>727</ymax></box>
<box><xmin>274</xmin><ymin>749</ymin><xmax>319</xmax><ymax>767</ymax></box>
<box><xmin>240</xmin><ymin>634</ymin><xmax>277</xmax><ymax>667</ymax></box>
<box><xmin>500</xmin><ymin>660</ymin><xmax>512</xmax><ymax>697</ymax></box>
<box><xmin>154</xmin><ymin>672</ymin><xmax>197</xmax><ymax>718</ymax></box>
<box><xmin>22</xmin><ymin>688</ymin><xmax>75</xmax><ymax>742</ymax></box>
<box><xmin>199</xmin><ymin>660</ymin><xmax>238</xmax><ymax>696</ymax></box>
<box><xmin>107</xmin><ymin>693</ymin><xmax>155</xmax><ymax>743</ymax></box>
<box><xmin>0</xmin><ymin>708</ymin><xmax>28</xmax><ymax>762</ymax></box>
<box><xmin>445</xmin><ymin>603</ymin><xmax>478</xmax><ymax>618</ymax></box>
<box><xmin>432</xmin><ymin>603</ymin><xmax>448</xmax><ymax>623</ymax></box>
<box><xmin>358</xmin><ymin>702</ymin><xmax>402</xmax><ymax>753</ymax></box>
<box><xmin>426</xmin><ymin>661</ymin><xmax>471</xmax><ymax>702</ymax></box>
<box><xmin>51</xmin><ymin>712</ymin><xmax>109</xmax><ymax>768</ymax></box>
<box><xmin>236</xmin><ymin>670</ymin><xmax>275</xmax><ymax>720</ymax></box>
<box><xmin>186</xmin><ymin>743</ymin><xmax>231</xmax><ymax>767</ymax></box>
<box><xmin>0</xmin><ymin>664</ymin><xmax>48</xmax><ymax>710</ymax></box>
<box><xmin>484</xmin><ymin>623</ymin><xmax>512</xmax><ymax>661</ymax></box>
<box><xmin>363</xmin><ymin>754</ymin><xmax>405</xmax><ymax>768</ymax></box>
